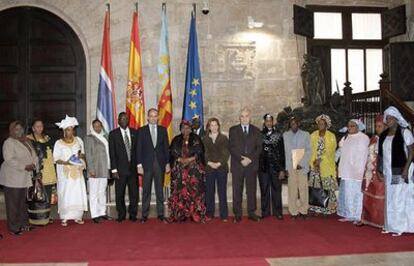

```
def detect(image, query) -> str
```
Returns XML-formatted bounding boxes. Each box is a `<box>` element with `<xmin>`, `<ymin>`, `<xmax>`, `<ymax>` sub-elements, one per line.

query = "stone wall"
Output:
<box><xmin>0</xmin><ymin>0</ymin><xmax>408</xmax><ymax>135</ymax></box>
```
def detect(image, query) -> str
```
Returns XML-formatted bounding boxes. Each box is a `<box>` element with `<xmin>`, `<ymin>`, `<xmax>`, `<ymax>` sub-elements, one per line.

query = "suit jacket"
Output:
<box><xmin>136</xmin><ymin>124</ymin><xmax>169</xmax><ymax>170</ymax></box>
<box><xmin>194</xmin><ymin>127</ymin><xmax>205</xmax><ymax>137</ymax></box>
<box><xmin>229</xmin><ymin>124</ymin><xmax>262</xmax><ymax>174</ymax></box>
<box><xmin>85</xmin><ymin>134</ymin><xmax>109</xmax><ymax>178</ymax></box>
<box><xmin>108</xmin><ymin>127</ymin><xmax>137</xmax><ymax>177</ymax></box>
<box><xmin>0</xmin><ymin>138</ymin><xmax>38</xmax><ymax>188</ymax></box>
<box><xmin>202</xmin><ymin>133</ymin><xmax>230</xmax><ymax>173</ymax></box>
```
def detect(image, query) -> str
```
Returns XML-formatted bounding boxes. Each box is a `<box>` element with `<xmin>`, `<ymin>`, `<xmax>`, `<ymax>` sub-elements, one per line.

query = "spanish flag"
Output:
<box><xmin>126</xmin><ymin>10</ymin><xmax>145</xmax><ymax>129</ymax></box>
<box><xmin>157</xmin><ymin>4</ymin><xmax>173</xmax><ymax>187</ymax></box>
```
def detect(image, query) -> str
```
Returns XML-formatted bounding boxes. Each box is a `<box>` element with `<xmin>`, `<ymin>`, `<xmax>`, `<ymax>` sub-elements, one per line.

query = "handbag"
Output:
<box><xmin>308</xmin><ymin>171</ymin><xmax>330</xmax><ymax>208</ymax></box>
<box><xmin>50</xmin><ymin>186</ymin><xmax>58</xmax><ymax>205</ymax></box>
<box><xmin>27</xmin><ymin>171</ymin><xmax>48</xmax><ymax>203</ymax></box>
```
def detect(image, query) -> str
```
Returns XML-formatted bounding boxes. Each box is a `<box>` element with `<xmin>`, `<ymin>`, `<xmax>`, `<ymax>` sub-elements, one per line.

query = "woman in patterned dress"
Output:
<box><xmin>168</xmin><ymin>121</ymin><xmax>206</xmax><ymax>223</ymax></box>
<box><xmin>359</xmin><ymin>115</ymin><xmax>386</xmax><ymax>228</ymax></box>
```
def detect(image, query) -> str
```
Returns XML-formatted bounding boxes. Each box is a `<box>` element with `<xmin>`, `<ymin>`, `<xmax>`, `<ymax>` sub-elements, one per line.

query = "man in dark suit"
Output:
<box><xmin>136</xmin><ymin>108</ymin><xmax>170</xmax><ymax>223</ymax></box>
<box><xmin>192</xmin><ymin>116</ymin><xmax>205</xmax><ymax>137</ymax></box>
<box><xmin>229</xmin><ymin>107</ymin><xmax>262</xmax><ymax>223</ymax></box>
<box><xmin>109</xmin><ymin>112</ymin><xmax>138</xmax><ymax>222</ymax></box>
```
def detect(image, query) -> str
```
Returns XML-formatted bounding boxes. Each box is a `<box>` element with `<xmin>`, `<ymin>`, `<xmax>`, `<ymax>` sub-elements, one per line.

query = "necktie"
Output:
<box><xmin>123</xmin><ymin>130</ymin><xmax>131</xmax><ymax>162</ymax></box>
<box><xmin>243</xmin><ymin>126</ymin><xmax>248</xmax><ymax>154</ymax></box>
<box><xmin>150</xmin><ymin>125</ymin><xmax>157</xmax><ymax>147</ymax></box>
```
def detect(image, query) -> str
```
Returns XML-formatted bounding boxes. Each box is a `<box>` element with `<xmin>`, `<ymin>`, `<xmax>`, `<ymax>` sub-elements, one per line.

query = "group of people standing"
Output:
<box><xmin>0</xmin><ymin>106</ymin><xmax>413</xmax><ymax>238</ymax></box>
<box><xmin>336</xmin><ymin>106</ymin><xmax>414</xmax><ymax>237</ymax></box>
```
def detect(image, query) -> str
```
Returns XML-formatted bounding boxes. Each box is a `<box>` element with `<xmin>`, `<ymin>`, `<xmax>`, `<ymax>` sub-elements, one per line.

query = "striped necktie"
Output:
<box><xmin>123</xmin><ymin>130</ymin><xmax>131</xmax><ymax>162</ymax></box>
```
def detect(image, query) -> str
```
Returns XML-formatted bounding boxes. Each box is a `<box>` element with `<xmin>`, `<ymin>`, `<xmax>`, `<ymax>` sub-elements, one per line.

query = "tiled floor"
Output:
<box><xmin>267</xmin><ymin>251</ymin><xmax>414</xmax><ymax>266</ymax></box>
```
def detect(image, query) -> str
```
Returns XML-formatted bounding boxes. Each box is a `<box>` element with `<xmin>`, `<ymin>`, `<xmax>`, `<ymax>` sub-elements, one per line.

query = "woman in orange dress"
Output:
<box><xmin>360</xmin><ymin>115</ymin><xmax>386</xmax><ymax>228</ymax></box>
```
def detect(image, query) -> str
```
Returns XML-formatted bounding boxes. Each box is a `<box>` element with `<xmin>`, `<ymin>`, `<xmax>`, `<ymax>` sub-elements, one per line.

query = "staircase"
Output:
<box><xmin>343</xmin><ymin>72</ymin><xmax>414</xmax><ymax>135</ymax></box>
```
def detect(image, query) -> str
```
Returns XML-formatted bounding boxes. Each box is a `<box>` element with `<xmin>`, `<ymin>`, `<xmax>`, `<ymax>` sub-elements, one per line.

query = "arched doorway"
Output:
<box><xmin>0</xmin><ymin>6</ymin><xmax>86</xmax><ymax>159</ymax></box>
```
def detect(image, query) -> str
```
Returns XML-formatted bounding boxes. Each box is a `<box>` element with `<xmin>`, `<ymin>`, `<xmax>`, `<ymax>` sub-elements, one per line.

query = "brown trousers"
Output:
<box><xmin>4</xmin><ymin>186</ymin><xmax>29</xmax><ymax>232</ymax></box>
<box><xmin>288</xmin><ymin>169</ymin><xmax>309</xmax><ymax>215</ymax></box>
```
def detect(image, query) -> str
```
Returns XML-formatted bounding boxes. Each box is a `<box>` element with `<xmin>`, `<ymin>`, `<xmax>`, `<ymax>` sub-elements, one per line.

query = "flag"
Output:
<box><xmin>157</xmin><ymin>5</ymin><xmax>173</xmax><ymax>143</ymax></box>
<box><xmin>182</xmin><ymin>13</ymin><xmax>203</xmax><ymax>126</ymax></box>
<box><xmin>126</xmin><ymin>11</ymin><xmax>145</xmax><ymax>129</ymax></box>
<box><xmin>157</xmin><ymin>5</ymin><xmax>173</xmax><ymax>187</ymax></box>
<box><xmin>97</xmin><ymin>10</ymin><xmax>117</xmax><ymax>135</ymax></box>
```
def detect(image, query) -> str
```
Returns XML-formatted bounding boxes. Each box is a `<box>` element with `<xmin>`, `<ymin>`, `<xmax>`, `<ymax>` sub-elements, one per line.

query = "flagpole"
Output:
<box><xmin>192</xmin><ymin>3</ymin><xmax>196</xmax><ymax>18</ymax></box>
<box><xmin>135</xmin><ymin>1</ymin><xmax>138</xmax><ymax>13</ymax></box>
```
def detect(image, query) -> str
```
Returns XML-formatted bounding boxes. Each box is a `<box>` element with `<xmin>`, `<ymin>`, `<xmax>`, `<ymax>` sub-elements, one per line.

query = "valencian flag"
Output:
<box><xmin>157</xmin><ymin>4</ymin><xmax>173</xmax><ymax>143</ymax></box>
<box><xmin>126</xmin><ymin>9</ymin><xmax>145</xmax><ymax>129</ymax></box>
<box><xmin>182</xmin><ymin>12</ymin><xmax>203</xmax><ymax>126</ymax></box>
<box><xmin>157</xmin><ymin>4</ymin><xmax>173</xmax><ymax>187</ymax></box>
<box><xmin>97</xmin><ymin>9</ymin><xmax>117</xmax><ymax>135</ymax></box>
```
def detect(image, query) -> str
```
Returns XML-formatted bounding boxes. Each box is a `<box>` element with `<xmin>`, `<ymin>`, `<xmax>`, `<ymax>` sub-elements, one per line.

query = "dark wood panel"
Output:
<box><xmin>0</xmin><ymin>72</ymin><xmax>20</xmax><ymax>99</ymax></box>
<box><xmin>0</xmin><ymin>100</ymin><xmax>21</xmax><ymax>117</ymax></box>
<box><xmin>31</xmin><ymin>100</ymin><xmax>77</xmax><ymax>121</ymax></box>
<box><xmin>293</xmin><ymin>5</ymin><xmax>314</xmax><ymax>38</ymax></box>
<box><xmin>0</xmin><ymin>13</ymin><xmax>19</xmax><ymax>42</ymax></box>
<box><xmin>0</xmin><ymin>45</ymin><xmax>19</xmax><ymax>66</ymax></box>
<box><xmin>30</xmin><ymin>44</ymin><xmax>75</xmax><ymax>66</ymax></box>
<box><xmin>382</xmin><ymin>5</ymin><xmax>406</xmax><ymax>39</ymax></box>
<box><xmin>389</xmin><ymin>42</ymin><xmax>414</xmax><ymax>101</ymax></box>
<box><xmin>31</xmin><ymin>72</ymin><xmax>76</xmax><ymax>94</ymax></box>
<box><xmin>30</xmin><ymin>16</ymin><xmax>67</xmax><ymax>41</ymax></box>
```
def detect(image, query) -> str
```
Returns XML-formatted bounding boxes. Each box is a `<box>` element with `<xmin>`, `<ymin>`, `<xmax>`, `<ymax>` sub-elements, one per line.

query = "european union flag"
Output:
<box><xmin>182</xmin><ymin>13</ymin><xmax>203</xmax><ymax>126</ymax></box>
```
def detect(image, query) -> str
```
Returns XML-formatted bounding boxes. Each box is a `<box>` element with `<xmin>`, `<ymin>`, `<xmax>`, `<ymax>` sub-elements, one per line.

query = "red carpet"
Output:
<box><xmin>1</xmin><ymin>216</ymin><xmax>413</xmax><ymax>265</ymax></box>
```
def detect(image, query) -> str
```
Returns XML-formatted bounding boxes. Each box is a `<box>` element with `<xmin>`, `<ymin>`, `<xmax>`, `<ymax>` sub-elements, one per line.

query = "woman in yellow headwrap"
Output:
<box><xmin>309</xmin><ymin>114</ymin><xmax>337</xmax><ymax>215</ymax></box>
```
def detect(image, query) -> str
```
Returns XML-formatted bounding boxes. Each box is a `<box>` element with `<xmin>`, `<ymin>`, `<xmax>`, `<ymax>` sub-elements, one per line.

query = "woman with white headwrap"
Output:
<box><xmin>85</xmin><ymin>119</ymin><xmax>111</xmax><ymax>223</ymax></box>
<box><xmin>337</xmin><ymin>119</ymin><xmax>370</xmax><ymax>223</ymax></box>
<box><xmin>378</xmin><ymin>106</ymin><xmax>414</xmax><ymax>236</ymax></box>
<box><xmin>53</xmin><ymin>115</ymin><xmax>88</xmax><ymax>226</ymax></box>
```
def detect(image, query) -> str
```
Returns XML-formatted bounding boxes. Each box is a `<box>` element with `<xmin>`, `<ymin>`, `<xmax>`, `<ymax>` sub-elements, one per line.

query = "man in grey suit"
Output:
<box><xmin>229</xmin><ymin>108</ymin><xmax>262</xmax><ymax>223</ymax></box>
<box><xmin>136</xmin><ymin>108</ymin><xmax>170</xmax><ymax>223</ymax></box>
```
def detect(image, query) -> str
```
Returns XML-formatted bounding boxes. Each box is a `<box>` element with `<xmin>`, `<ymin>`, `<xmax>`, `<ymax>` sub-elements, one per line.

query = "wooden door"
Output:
<box><xmin>0</xmin><ymin>6</ymin><xmax>86</xmax><ymax>161</ymax></box>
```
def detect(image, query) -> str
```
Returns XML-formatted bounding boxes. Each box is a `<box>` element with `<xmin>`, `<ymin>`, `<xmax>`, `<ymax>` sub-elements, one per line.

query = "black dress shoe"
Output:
<box><xmin>10</xmin><ymin>230</ymin><xmax>23</xmax><ymax>236</ymax></box>
<box><xmin>141</xmin><ymin>217</ymin><xmax>148</xmax><ymax>224</ymax></box>
<box><xmin>233</xmin><ymin>216</ymin><xmax>242</xmax><ymax>224</ymax></box>
<box><xmin>93</xmin><ymin>218</ymin><xmax>101</xmax><ymax>224</ymax></box>
<box><xmin>276</xmin><ymin>214</ymin><xmax>284</xmax><ymax>220</ymax></box>
<box><xmin>300</xmin><ymin>214</ymin><xmax>308</xmax><ymax>220</ymax></box>
<box><xmin>157</xmin><ymin>216</ymin><xmax>167</xmax><ymax>223</ymax></box>
<box><xmin>117</xmin><ymin>217</ymin><xmax>125</xmax><ymax>223</ymax></box>
<box><xmin>100</xmin><ymin>215</ymin><xmax>113</xmax><ymax>221</ymax></box>
<box><xmin>290</xmin><ymin>215</ymin><xmax>298</xmax><ymax>220</ymax></box>
<box><xmin>129</xmin><ymin>217</ymin><xmax>138</xmax><ymax>222</ymax></box>
<box><xmin>248</xmin><ymin>215</ymin><xmax>261</xmax><ymax>222</ymax></box>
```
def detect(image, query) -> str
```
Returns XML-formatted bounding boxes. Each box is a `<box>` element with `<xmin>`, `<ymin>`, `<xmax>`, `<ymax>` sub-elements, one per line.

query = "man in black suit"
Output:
<box><xmin>192</xmin><ymin>116</ymin><xmax>205</xmax><ymax>137</ymax></box>
<box><xmin>136</xmin><ymin>108</ymin><xmax>170</xmax><ymax>223</ymax></box>
<box><xmin>229</xmin><ymin>107</ymin><xmax>262</xmax><ymax>223</ymax></box>
<box><xmin>109</xmin><ymin>112</ymin><xmax>139</xmax><ymax>222</ymax></box>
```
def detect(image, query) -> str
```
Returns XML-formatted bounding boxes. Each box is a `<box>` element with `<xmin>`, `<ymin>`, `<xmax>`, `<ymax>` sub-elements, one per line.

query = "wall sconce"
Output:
<box><xmin>247</xmin><ymin>16</ymin><xmax>264</xmax><ymax>29</ymax></box>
